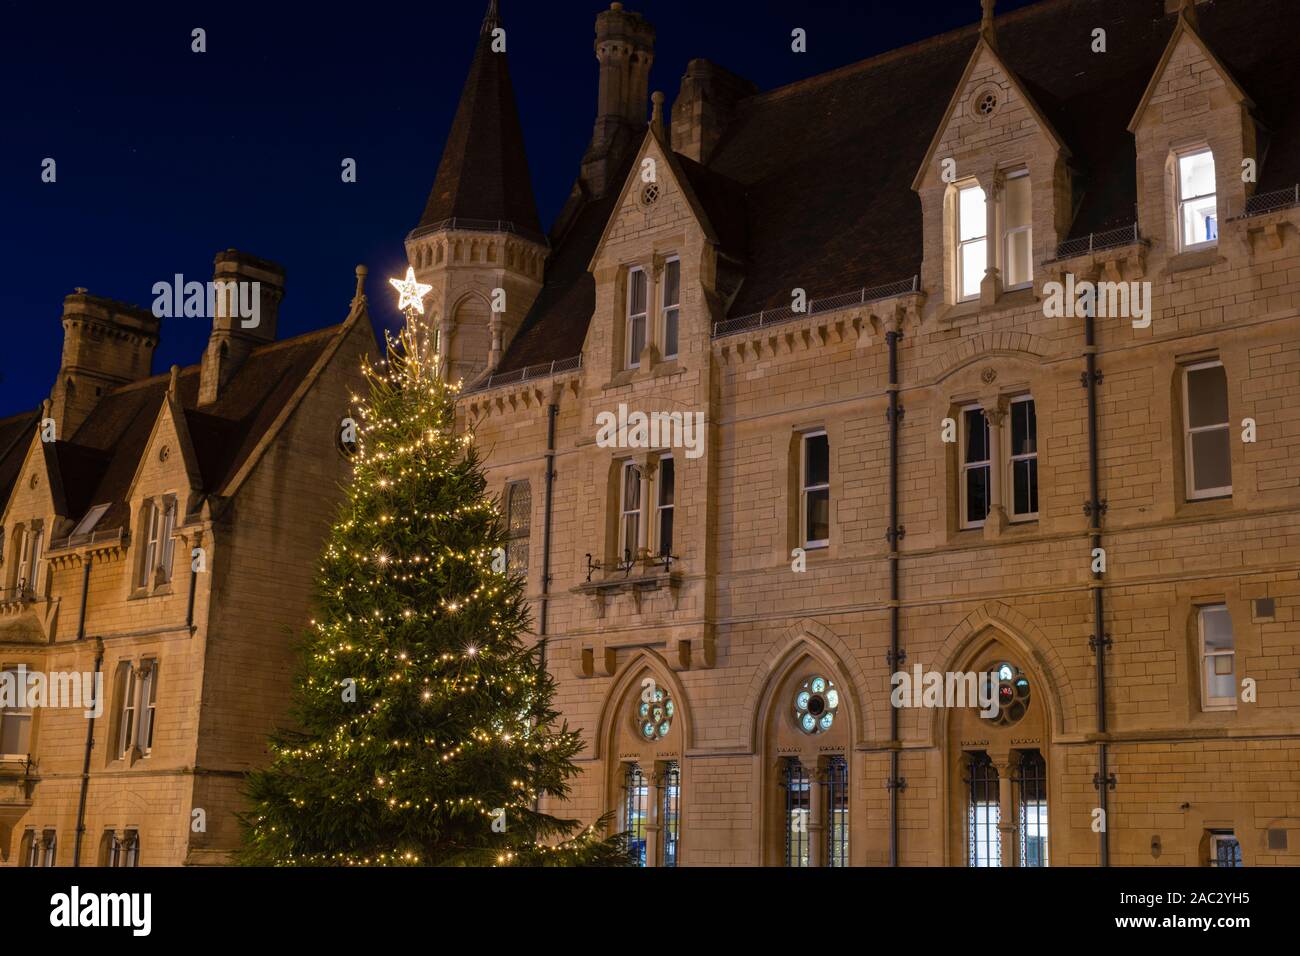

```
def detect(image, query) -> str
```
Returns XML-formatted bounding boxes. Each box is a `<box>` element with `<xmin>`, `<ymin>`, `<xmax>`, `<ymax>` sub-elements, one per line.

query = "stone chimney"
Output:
<box><xmin>581</xmin><ymin>2</ymin><xmax>655</xmax><ymax>198</ymax></box>
<box><xmin>670</xmin><ymin>59</ymin><xmax>757</xmax><ymax>164</ymax></box>
<box><xmin>198</xmin><ymin>249</ymin><xmax>285</xmax><ymax>405</ymax></box>
<box><xmin>49</xmin><ymin>292</ymin><xmax>160</xmax><ymax>438</ymax></box>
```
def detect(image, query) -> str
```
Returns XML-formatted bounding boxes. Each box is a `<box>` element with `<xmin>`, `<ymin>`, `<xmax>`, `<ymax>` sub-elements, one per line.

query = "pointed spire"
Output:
<box><xmin>1179</xmin><ymin>0</ymin><xmax>1199</xmax><ymax>29</ymax></box>
<box><xmin>650</xmin><ymin>91</ymin><xmax>664</xmax><ymax>135</ymax></box>
<box><xmin>413</xmin><ymin>0</ymin><xmax>543</xmax><ymax>241</ymax></box>
<box><xmin>980</xmin><ymin>0</ymin><xmax>998</xmax><ymax>48</ymax></box>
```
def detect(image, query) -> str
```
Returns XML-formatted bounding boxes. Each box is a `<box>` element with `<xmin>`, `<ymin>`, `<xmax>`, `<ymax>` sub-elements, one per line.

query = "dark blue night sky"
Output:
<box><xmin>0</xmin><ymin>0</ymin><xmax>1040</xmax><ymax>414</ymax></box>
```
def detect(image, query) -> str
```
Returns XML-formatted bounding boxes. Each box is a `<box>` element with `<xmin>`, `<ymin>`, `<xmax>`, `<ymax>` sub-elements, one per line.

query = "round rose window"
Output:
<box><xmin>794</xmin><ymin>675</ymin><xmax>839</xmax><ymax>735</ymax></box>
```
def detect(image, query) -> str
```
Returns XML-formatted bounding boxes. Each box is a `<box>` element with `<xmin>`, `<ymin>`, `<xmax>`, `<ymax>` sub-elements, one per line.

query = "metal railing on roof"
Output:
<box><xmin>712</xmin><ymin>275</ymin><xmax>920</xmax><ymax>338</ymax></box>
<box><xmin>464</xmin><ymin>355</ymin><xmax>583</xmax><ymax>395</ymax></box>
<box><xmin>48</xmin><ymin>527</ymin><xmax>124</xmax><ymax>552</ymax></box>
<box><xmin>1241</xmin><ymin>185</ymin><xmax>1300</xmax><ymax>218</ymax></box>
<box><xmin>408</xmin><ymin>217</ymin><xmax>548</xmax><ymax>244</ymax></box>
<box><xmin>1053</xmin><ymin>223</ymin><xmax>1141</xmax><ymax>260</ymax></box>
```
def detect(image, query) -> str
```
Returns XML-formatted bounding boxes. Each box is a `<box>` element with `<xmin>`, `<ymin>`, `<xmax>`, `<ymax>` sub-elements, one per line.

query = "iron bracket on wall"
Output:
<box><xmin>1093</xmin><ymin>772</ymin><xmax>1117</xmax><ymax>792</ymax></box>
<box><xmin>1088</xmin><ymin>633</ymin><xmax>1113</xmax><ymax>653</ymax></box>
<box><xmin>886</xmin><ymin>404</ymin><xmax>905</xmax><ymax>423</ymax></box>
<box><xmin>885</xmin><ymin>647</ymin><xmax>907</xmax><ymax>668</ymax></box>
<box><xmin>1083</xmin><ymin>499</ymin><xmax>1109</xmax><ymax>518</ymax></box>
<box><xmin>885</xmin><ymin>776</ymin><xmax>908</xmax><ymax>792</ymax></box>
<box><xmin>1080</xmin><ymin>369</ymin><xmax>1104</xmax><ymax>388</ymax></box>
<box><xmin>884</xmin><ymin>526</ymin><xmax>906</xmax><ymax>544</ymax></box>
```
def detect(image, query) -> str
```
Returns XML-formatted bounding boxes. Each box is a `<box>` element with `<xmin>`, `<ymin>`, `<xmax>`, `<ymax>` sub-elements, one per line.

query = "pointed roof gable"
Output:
<box><xmin>1127</xmin><ymin>4</ymin><xmax>1254</xmax><ymax>133</ymax></box>
<box><xmin>911</xmin><ymin>33</ymin><xmax>1069</xmax><ymax>191</ymax></box>
<box><xmin>412</xmin><ymin>1</ymin><xmax>543</xmax><ymax>242</ymax></box>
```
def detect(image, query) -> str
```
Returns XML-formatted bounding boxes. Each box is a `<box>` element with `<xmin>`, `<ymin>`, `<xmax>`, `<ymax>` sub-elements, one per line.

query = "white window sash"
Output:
<box><xmin>957</xmin><ymin>184</ymin><xmax>987</xmax><ymax>302</ymax></box>
<box><xmin>29</xmin><ymin>529</ymin><xmax>44</xmax><ymax>594</ymax></box>
<box><xmin>138</xmin><ymin>661</ymin><xmax>158</xmax><ymax>753</ymax></box>
<box><xmin>661</xmin><ymin>257</ymin><xmax>680</xmax><ymax>360</ymax></box>
<box><xmin>1177</xmin><ymin>149</ymin><xmax>1217</xmax><ymax>251</ymax></box>
<box><xmin>140</xmin><ymin>502</ymin><xmax>159</xmax><ymax>587</ymax></box>
<box><xmin>627</xmin><ymin>268</ymin><xmax>647</xmax><ymax>369</ymax></box>
<box><xmin>0</xmin><ymin>666</ymin><xmax>33</xmax><ymax>757</ymax></box>
<box><xmin>16</xmin><ymin>527</ymin><xmax>30</xmax><ymax>591</ymax></box>
<box><xmin>1001</xmin><ymin>171</ymin><xmax>1033</xmax><ymax>289</ymax></box>
<box><xmin>1198</xmin><ymin>606</ymin><xmax>1236</xmax><ymax>710</ymax></box>
<box><xmin>1007</xmin><ymin>396</ymin><xmax>1038</xmax><ymax>522</ymax></box>
<box><xmin>119</xmin><ymin>666</ymin><xmax>137</xmax><ymax>757</ymax></box>
<box><xmin>801</xmin><ymin>431</ymin><xmax>829</xmax><ymax>549</ymax></box>
<box><xmin>619</xmin><ymin>462</ymin><xmax>641</xmax><ymax>558</ymax></box>
<box><xmin>159</xmin><ymin>499</ymin><xmax>176</xmax><ymax>582</ymax></box>
<box><xmin>1183</xmin><ymin>361</ymin><xmax>1232</xmax><ymax>500</ymax></box>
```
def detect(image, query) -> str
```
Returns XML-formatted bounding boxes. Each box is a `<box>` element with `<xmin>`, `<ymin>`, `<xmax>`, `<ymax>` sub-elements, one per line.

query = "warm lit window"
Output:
<box><xmin>1178</xmin><ymin>149</ymin><xmax>1218</xmax><ymax>250</ymax></box>
<box><xmin>1008</xmin><ymin>397</ymin><xmax>1039</xmax><ymax>520</ymax></box>
<box><xmin>662</xmin><ymin>258</ymin><xmax>680</xmax><ymax>360</ymax></box>
<box><xmin>800</xmin><ymin>431</ymin><xmax>830</xmax><ymax>549</ymax></box>
<box><xmin>966</xmin><ymin>750</ymin><xmax>1001</xmax><ymax>867</ymax></box>
<box><xmin>957</xmin><ymin>183</ymin><xmax>988</xmax><ymax>301</ymax></box>
<box><xmin>619</xmin><ymin>462</ymin><xmax>642</xmax><ymax>560</ymax></box>
<box><xmin>960</xmin><ymin>406</ymin><xmax>991</xmax><ymax>528</ymax></box>
<box><xmin>1003</xmin><ymin>172</ymin><xmax>1032</xmax><ymax>288</ymax></box>
<box><xmin>0</xmin><ymin>666</ymin><xmax>32</xmax><ymax>757</ymax></box>
<box><xmin>1015</xmin><ymin>750</ymin><xmax>1048</xmax><ymax>867</ymax></box>
<box><xmin>504</xmin><ymin>481</ymin><xmax>531</xmax><ymax>574</ymax></box>
<box><xmin>624</xmin><ymin>763</ymin><xmax>648</xmax><ymax>867</ymax></box>
<box><xmin>656</xmin><ymin>456</ymin><xmax>674</xmax><ymax>557</ymax></box>
<box><xmin>661</xmin><ymin>761</ymin><xmax>681</xmax><ymax>868</ymax></box>
<box><xmin>825</xmin><ymin>754</ymin><xmax>849</xmax><ymax>867</ymax></box>
<box><xmin>626</xmin><ymin>267</ymin><xmax>648</xmax><ymax>369</ymax></box>
<box><xmin>1198</xmin><ymin>605</ymin><xmax>1236</xmax><ymax>711</ymax></box>
<box><xmin>1183</xmin><ymin>361</ymin><xmax>1231</xmax><ymax>499</ymax></box>
<box><xmin>783</xmin><ymin>758</ymin><xmax>811</xmax><ymax>867</ymax></box>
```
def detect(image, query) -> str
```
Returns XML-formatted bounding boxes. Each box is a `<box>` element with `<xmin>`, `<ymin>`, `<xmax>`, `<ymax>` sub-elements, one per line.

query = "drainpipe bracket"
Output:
<box><xmin>884</xmin><ymin>526</ymin><xmax>906</xmax><ymax>544</ymax></box>
<box><xmin>885</xmin><ymin>776</ymin><xmax>907</xmax><ymax>791</ymax></box>
<box><xmin>1092</xmin><ymin>771</ymin><xmax>1117</xmax><ymax>792</ymax></box>
<box><xmin>885</xmin><ymin>648</ymin><xmax>907</xmax><ymax>668</ymax></box>
<box><xmin>885</xmin><ymin>404</ymin><xmax>905</xmax><ymax>423</ymax></box>
<box><xmin>1080</xmin><ymin>369</ymin><xmax>1104</xmax><ymax>388</ymax></box>
<box><xmin>1082</xmin><ymin>499</ymin><xmax>1108</xmax><ymax>517</ymax></box>
<box><xmin>1088</xmin><ymin>632</ymin><xmax>1113</xmax><ymax>652</ymax></box>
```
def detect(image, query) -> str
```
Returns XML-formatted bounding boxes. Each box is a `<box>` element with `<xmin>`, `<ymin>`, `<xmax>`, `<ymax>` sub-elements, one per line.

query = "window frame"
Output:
<box><xmin>660</xmin><ymin>760</ymin><xmax>681</xmax><ymax>868</ymax></box>
<box><xmin>1007</xmin><ymin>395</ymin><xmax>1039</xmax><ymax>522</ymax></box>
<box><xmin>966</xmin><ymin>750</ymin><xmax>1001</xmax><ymax>867</ymax></box>
<box><xmin>504</xmin><ymin>480</ymin><xmax>531</xmax><ymax>575</ymax></box>
<box><xmin>959</xmin><ymin>405</ymin><xmax>992</xmax><ymax>530</ymax></box>
<box><xmin>139</xmin><ymin>660</ymin><xmax>159</xmax><ymax>755</ymax></box>
<box><xmin>1209</xmin><ymin>831</ymin><xmax>1242</xmax><ymax>868</ymax></box>
<box><xmin>623</xmin><ymin>762</ymin><xmax>648</xmax><ymax>867</ymax></box>
<box><xmin>15</xmin><ymin>525</ymin><xmax>31</xmax><ymax>592</ymax></box>
<box><xmin>800</xmin><ymin>430</ymin><xmax>830</xmax><ymax>550</ymax></box>
<box><xmin>118</xmin><ymin>663</ymin><xmax>138</xmax><ymax>759</ymax></box>
<box><xmin>1001</xmin><ymin>170</ymin><xmax>1033</xmax><ymax>290</ymax></box>
<box><xmin>626</xmin><ymin>266</ymin><xmax>648</xmax><ymax>370</ymax></box>
<box><xmin>1197</xmin><ymin>604</ymin><xmax>1237</xmax><ymax>712</ymax></box>
<box><xmin>783</xmin><ymin>757</ymin><xmax>811</xmax><ymax>868</ymax></box>
<box><xmin>618</xmin><ymin>461</ymin><xmax>642</xmax><ymax>561</ymax></box>
<box><xmin>655</xmin><ymin>455</ymin><xmax>674</xmax><ymax>558</ymax></box>
<box><xmin>661</xmin><ymin>257</ymin><xmax>681</xmax><ymax>361</ymax></box>
<box><xmin>956</xmin><ymin>181</ymin><xmax>988</xmax><ymax>303</ymax></box>
<box><xmin>825</xmin><ymin>754</ymin><xmax>849</xmax><ymax>868</ymax></box>
<box><xmin>1182</xmin><ymin>360</ymin><xmax>1232</xmax><ymax>501</ymax></box>
<box><xmin>1176</xmin><ymin>147</ymin><xmax>1218</xmax><ymax>252</ymax></box>
<box><xmin>0</xmin><ymin>664</ymin><xmax>33</xmax><ymax>759</ymax></box>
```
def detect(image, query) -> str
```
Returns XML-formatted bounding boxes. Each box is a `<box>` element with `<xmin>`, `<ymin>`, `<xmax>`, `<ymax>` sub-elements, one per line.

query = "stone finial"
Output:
<box><xmin>481</xmin><ymin>0</ymin><xmax>500</xmax><ymax>35</ymax></box>
<box><xmin>354</xmin><ymin>264</ymin><xmax>368</xmax><ymax>305</ymax></box>
<box><xmin>651</xmin><ymin>91</ymin><xmax>665</xmax><ymax>133</ymax></box>
<box><xmin>980</xmin><ymin>0</ymin><xmax>997</xmax><ymax>47</ymax></box>
<box><xmin>1179</xmin><ymin>0</ymin><xmax>1199</xmax><ymax>28</ymax></box>
<box><xmin>41</xmin><ymin>398</ymin><xmax>52</xmax><ymax>418</ymax></box>
<box><xmin>168</xmin><ymin>364</ymin><xmax>180</xmax><ymax>398</ymax></box>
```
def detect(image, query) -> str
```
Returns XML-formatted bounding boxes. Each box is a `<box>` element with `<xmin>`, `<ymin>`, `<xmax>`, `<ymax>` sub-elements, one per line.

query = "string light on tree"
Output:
<box><xmin>238</xmin><ymin>265</ymin><xmax>625</xmax><ymax>867</ymax></box>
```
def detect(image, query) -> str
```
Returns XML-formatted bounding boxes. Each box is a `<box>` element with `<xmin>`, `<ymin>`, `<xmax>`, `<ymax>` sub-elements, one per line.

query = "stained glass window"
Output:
<box><xmin>794</xmin><ymin>675</ymin><xmax>839</xmax><ymax>735</ymax></box>
<box><xmin>983</xmin><ymin>662</ymin><xmax>1030</xmax><ymax>726</ymax></box>
<box><xmin>504</xmin><ymin>481</ymin><xmax>531</xmax><ymax>574</ymax></box>
<box><xmin>636</xmin><ymin>685</ymin><xmax>674</xmax><ymax>741</ymax></box>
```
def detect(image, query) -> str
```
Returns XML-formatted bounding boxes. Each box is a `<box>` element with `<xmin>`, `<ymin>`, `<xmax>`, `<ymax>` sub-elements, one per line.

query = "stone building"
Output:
<box><xmin>0</xmin><ymin>254</ymin><xmax>376</xmax><ymax>865</ymax></box>
<box><xmin>439</xmin><ymin>0</ymin><xmax>1300</xmax><ymax>866</ymax></box>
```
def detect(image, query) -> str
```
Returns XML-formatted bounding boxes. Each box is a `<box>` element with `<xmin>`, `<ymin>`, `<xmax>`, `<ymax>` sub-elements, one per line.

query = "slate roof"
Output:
<box><xmin>412</xmin><ymin>0</ymin><xmax>544</xmax><ymax>243</ymax></box>
<box><xmin>494</xmin><ymin>0</ymin><xmax>1300</xmax><ymax>373</ymax></box>
<box><xmin>0</xmin><ymin>410</ymin><xmax>40</xmax><ymax>507</ymax></box>
<box><xmin>35</xmin><ymin>325</ymin><xmax>342</xmax><ymax>534</ymax></box>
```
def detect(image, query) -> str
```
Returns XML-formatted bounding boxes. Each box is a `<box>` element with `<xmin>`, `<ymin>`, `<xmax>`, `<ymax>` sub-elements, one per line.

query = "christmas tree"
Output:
<box><xmin>239</xmin><ymin>270</ymin><xmax>625</xmax><ymax>866</ymax></box>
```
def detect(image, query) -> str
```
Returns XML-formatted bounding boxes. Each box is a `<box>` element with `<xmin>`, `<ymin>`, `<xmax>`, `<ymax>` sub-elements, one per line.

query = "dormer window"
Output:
<box><xmin>1177</xmin><ymin>148</ymin><xmax>1218</xmax><ymax>250</ymax></box>
<box><xmin>626</xmin><ymin>267</ymin><xmax>648</xmax><ymax>369</ymax></box>
<box><xmin>957</xmin><ymin>183</ymin><xmax>988</xmax><ymax>301</ymax></box>
<box><xmin>1002</xmin><ymin>171</ymin><xmax>1032</xmax><ymax>289</ymax></box>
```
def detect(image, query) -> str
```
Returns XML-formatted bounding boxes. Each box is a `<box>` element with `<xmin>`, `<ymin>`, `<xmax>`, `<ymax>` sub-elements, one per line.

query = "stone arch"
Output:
<box><xmin>593</xmin><ymin>648</ymin><xmax>693</xmax><ymax>760</ymax></box>
<box><xmin>742</xmin><ymin>618</ymin><xmax>867</xmax><ymax>752</ymax></box>
<box><xmin>927</xmin><ymin>333</ymin><xmax>1053</xmax><ymax>385</ymax></box>
<box><xmin>930</xmin><ymin>601</ymin><xmax>1076</xmax><ymax>741</ymax></box>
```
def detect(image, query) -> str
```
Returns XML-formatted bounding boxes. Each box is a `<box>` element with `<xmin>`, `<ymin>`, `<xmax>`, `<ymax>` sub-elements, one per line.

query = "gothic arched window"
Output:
<box><xmin>504</xmin><ymin>481</ymin><xmax>531</xmax><ymax>574</ymax></box>
<box><xmin>966</xmin><ymin>751</ymin><xmax>1001</xmax><ymax>867</ymax></box>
